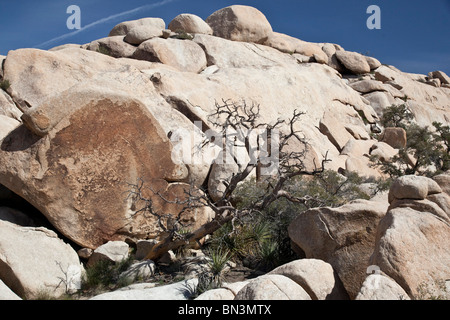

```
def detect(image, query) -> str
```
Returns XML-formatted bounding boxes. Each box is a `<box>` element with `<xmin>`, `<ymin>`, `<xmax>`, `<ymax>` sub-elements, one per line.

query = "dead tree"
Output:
<box><xmin>128</xmin><ymin>99</ymin><xmax>330</xmax><ymax>260</ymax></box>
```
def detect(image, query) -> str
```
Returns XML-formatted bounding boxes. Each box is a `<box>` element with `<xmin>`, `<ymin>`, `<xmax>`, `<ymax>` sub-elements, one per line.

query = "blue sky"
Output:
<box><xmin>0</xmin><ymin>0</ymin><xmax>449</xmax><ymax>75</ymax></box>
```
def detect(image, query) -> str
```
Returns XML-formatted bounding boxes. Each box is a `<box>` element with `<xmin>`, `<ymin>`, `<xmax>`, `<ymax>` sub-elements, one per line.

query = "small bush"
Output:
<box><xmin>81</xmin><ymin>257</ymin><xmax>134</xmax><ymax>293</ymax></box>
<box><xmin>0</xmin><ymin>79</ymin><xmax>10</xmax><ymax>91</ymax></box>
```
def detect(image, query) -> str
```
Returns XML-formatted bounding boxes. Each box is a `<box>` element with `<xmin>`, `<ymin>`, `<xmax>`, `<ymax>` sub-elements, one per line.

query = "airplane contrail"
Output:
<box><xmin>35</xmin><ymin>0</ymin><xmax>176</xmax><ymax>49</ymax></box>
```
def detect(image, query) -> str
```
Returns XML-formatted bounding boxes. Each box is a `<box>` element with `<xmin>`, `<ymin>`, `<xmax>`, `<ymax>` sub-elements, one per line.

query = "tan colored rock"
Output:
<box><xmin>87</xmin><ymin>36</ymin><xmax>137</xmax><ymax>58</ymax></box>
<box><xmin>48</xmin><ymin>43</ymin><xmax>82</xmax><ymax>51</ymax></box>
<box><xmin>195</xmin><ymin>288</ymin><xmax>235</xmax><ymax>300</ymax></box>
<box><xmin>388</xmin><ymin>175</ymin><xmax>442</xmax><ymax>203</ymax></box>
<box><xmin>109</xmin><ymin>17</ymin><xmax>165</xmax><ymax>36</ymax></box>
<box><xmin>2</xmin><ymin>47</ymin><xmax>151</xmax><ymax>110</ymax></box>
<box><xmin>380</xmin><ymin>127</ymin><xmax>407</xmax><ymax>149</ymax></box>
<box><xmin>234</xmin><ymin>275</ymin><xmax>311</xmax><ymax>300</ymax></box>
<box><xmin>288</xmin><ymin>199</ymin><xmax>388</xmax><ymax>299</ymax></box>
<box><xmin>322</xmin><ymin>43</ymin><xmax>345</xmax><ymax>72</ymax></box>
<box><xmin>135</xmin><ymin>239</ymin><xmax>158</xmax><ymax>260</ymax></box>
<box><xmin>428</xmin><ymin>70</ymin><xmax>450</xmax><ymax>85</ymax></box>
<box><xmin>369</xmin><ymin>141</ymin><xmax>398</xmax><ymax>162</ymax></box>
<box><xmin>264</xmin><ymin>32</ymin><xmax>328</xmax><ymax>62</ymax></box>
<box><xmin>344</xmin><ymin>124</ymin><xmax>370</xmax><ymax>140</ymax></box>
<box><xmin>365</xmin><ymin>56</ymin><xmax>381</xmax><ymax>70</ymax></box>
<box><xmin>356</xmin><ymin>274</ymin><xmax>410</xmax><ymax>300</ymax></box>
<box><xmin>433</xmin><ymin>172</ymin><xmax>450</xmax><ymax>195</ymax></box>
<box><xmin>0</xmin><ymin>90</ymin><xmax>22</xmax><ymax>121</ymax></box>
<box><xmin>349</xmin><ymin>79</ymin><xmax>388</xmax><ymax>94</ymax></box>
<box><xmin>374</xmin><ymin>65</ymin><xmax>397</xmax><ymax>82</ymax></box>
<box><xmin>0</xmin><ymin>220</ymin><xmax>83</xmax><ymax>299</ymax></box>
<box><xmin>335</xmin><ymin>50</ymin><xmax>371</xmax><ymax>75</ymax></box>
<box><xmin>363</xmin><ymin>91</ymin><xmax>396</xmax><ymax>118</ymax></box>
<box><xmin>132</xmin><ymin>38</ymin><xmax>207</xmax><ymax>73</ymax></box>
<box><xmin>373</xmin><ymin>65</ymin><xmax>449</xmax><ymax>128</ymax></box>
<box><xmin>389</xmin><ymin>197</ymin><xmax>449</xmax><ymax>222</ymax></box>
<box><xmin>371</xmin><ymin>207</ymin><xmax>450</xmax><ymax>299</ymax></box>
<box><xmin>345</xmin><ymin>156</ymin><xmax>382</xmax><ymax>179</ymax></box>
<box><xmin>0</xmin><ymin>87</ymin><xmax>206</xmax><ymax>249</ymax></box>
<box><xmin>193</xmin><ymin>33</ymin><xmax>294</xmax><ymax>68</ymax></box>
<box><xmin>340</xmin><ymin>139</ymin><xmax>374</xmax><ymax>158</ymax></box>
<box><xmin>87</xmin><ymin>241</ymin><xmax>130</xmax><ymax>267</ymax></box>
<box><xmin>319</xmin><ymin>108</ymin><xmax>354</xmax><ymax>152</ymax></box>
<box><xmin>168</xmin><ymin>13</ymin><xmax>213</xmax><ymax>35</ymax></box>
<box><xmin>426</xmin><ymin>193</ymin><xmax>450</xmax><ymax>218</ymax></box>
<box><xmin>0</xmin><ymin>206</ymin><xmax>37</xmax><ymax>227</ymax></box>
<box><xmin>124</xmin><ymin>26</ymin><xmax>164</xmax><ymax>45</ymax></box>
<box><xmin>0</xmin><ymin>280</ymin><xmax>21</xmax><ymax>300</ymax></box>
<box><xmin>206</xmin><ymin>5</ymin><xmax>273</xmax><ymax>44</ymax></box>
<box><xmin>268</xmin><ymin>259</ymin><xmax>349</xmax><ymax>300</ymax></box>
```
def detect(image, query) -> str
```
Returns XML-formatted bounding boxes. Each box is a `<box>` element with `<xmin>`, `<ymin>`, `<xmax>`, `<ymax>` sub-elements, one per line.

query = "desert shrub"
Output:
<box><xmin>81</xmin><ymin>256</ymin><xmax>134</xmax><ymax>293</ymax></box>
<box><xmin>207</xmin><ymin>170</ymin><xmax>373</xmax><ymax>271</ymax></box>
<box><xmin>191</xmin><ymin>247</ymin><xmax>232</xmax><ymax>298</ymax></box>
<box><xmin>379</xmin><ymin>104</ymin><xmax>413</xmax><ymax>129</ymax></box>
<box><xmin>0</xmin><ymin>79</ymin><xmax>10</xmax><ymax>91</ymax></box>
<box><xmin>371</xmin><ymin>104</ymin><xmax>450</xmax><ymax>178</ymax></box>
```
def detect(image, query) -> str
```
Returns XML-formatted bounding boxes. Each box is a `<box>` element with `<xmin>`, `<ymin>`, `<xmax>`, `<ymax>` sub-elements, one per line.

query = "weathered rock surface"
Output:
<box><xmin>0</xmin><ymin>115</ymin><xmax>20</xmax><ymax>140</ymax></box>
<box><xmin>0</xmin><ymin>87</ymin><xmax>211</xmax><ymax>249</ymax></box>
<box><xmin>124</xmin><ymin>26</ymin><xmax>164</xmax><ymax>45</ymax></box>
<box><xmin>388</xmin><ymin>175</ymin><xmax>442</xmax><ymax>202</ymax></box>
<box><xmin>119</xmin><ymin>260</ymin><xmax>156</xmax><ymax>282</ymax></box>
<box><xmin>355</xmin><ymin>274</ymin><xmax>410</xmax><ymax>300</ymax></box>
<box><xmin>206</xmin><ymin>5</ymin><xmax>272</xmax><ymax>44</ymax></box>
<box><xmin>0</xmin><ymin>206</ymin><xmax>37</xmax><ymax>227</ymax></box>
<box><xmin>428</xmin><ymin>70</ymin><xmax>450</xmax><ymax>85</ymax></box>
<box><xmin>0</xmin><ymin>220</ymin><xmax>82</xmax><ymax>299</ymax></box>
<box><xmin>380</xmin><ymin>127</ymin><xmax>407</xmax><ymax>149</ymax></box>
<box><xmin>132</xmin><ymin>37</ymin><xmax>207</xmax><ymax>73</ymax></box>
<box><xmin>87</xmin><ymin>241</ymin><xmax>130</xmax><ymax>266</ymax></box>
<box><xmin>234</xmin><ymin>274</ymin><xmax>311</xmax><ymax>300</ymax></box>
<box><xmin>90</xmin><ymin>278</ymin><xmax>198</xmax><ymax>300</ymax></box>
<box><xmin>195</xmin><ymin>288</ymin><xmax>236</xmax><ymax>300</ymax></box>
<box><xmin>0</xmin><ymin>279</ymin><xmax>21</xmax><ymax>300</ymax></box>
<box><xmin>433</xmin><ymin>171</ymin><xmax>450</xmax><ymax>195</ymax></box>
<box><xmin>0</xmin><ymin>90</ymin><xmax>22</xmax><ymax>121</ymax></box>
<box><xmin>87</xmin><ymin>36</ymin><xmax>137</xmax><ymax>58</ymax></box>
<box><xmin>335</xmin><ymin>51</ymin><xmax>371</xmax><ymax>75</ymax></box>
<box><xmin>288</xmin><ymin>199</ymin><xmax>389</xmax><ymax>299</ymax></box>
<box><xmin>168</xmin><ymin>13</ymin><xmax>213</xmax><ymax>35</ymax></box>
<box><xmin>268</xmin><ymin>259</ymin><xmax>349</xmax><ymax>300</ymax></box>
<box><xmin>264</xmin><ymin>32</ymin><xmax>328</xmax><ymax>62</ymax></box>
<box><xmin>109</xmin><ymin>17</ymin><xmax>166</xmax><ymax>37</ymax></box>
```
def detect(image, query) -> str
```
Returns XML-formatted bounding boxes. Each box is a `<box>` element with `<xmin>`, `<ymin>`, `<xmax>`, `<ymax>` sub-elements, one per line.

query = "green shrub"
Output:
<box><xmin>207</xmin><ymin>170</ymin><xmax>373</xmax><ymax>272</ymax></box>
<box><xmin>371</xmin><ymin>104</ymin><xmax>450</xmax><ymax>178</ymax></box>
<box><xmin>379</xmin><ymin>104</ymin><xmax>413</xmax><ymax>129</ymax></box>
